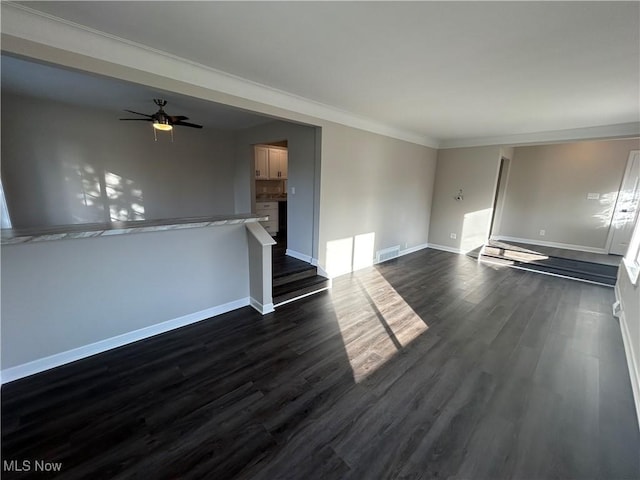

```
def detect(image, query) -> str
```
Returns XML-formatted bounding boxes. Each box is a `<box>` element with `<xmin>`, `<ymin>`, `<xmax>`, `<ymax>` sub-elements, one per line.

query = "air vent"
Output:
<box><xmin>376</xmin><ymin>245</ymin><xmax>401</xmax><ymax>263</ymax></box>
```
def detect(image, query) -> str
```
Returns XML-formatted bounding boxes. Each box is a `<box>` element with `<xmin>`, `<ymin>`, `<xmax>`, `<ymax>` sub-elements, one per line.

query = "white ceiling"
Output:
<box><xmin>1</xmin><ymin>55</ymin><xmax>273</xmax><ymax>131</ymax></box>
<box><xmin>7</xmin><ymin>1</ymin><xmax>640</xmax><ymax>144</ymax></box>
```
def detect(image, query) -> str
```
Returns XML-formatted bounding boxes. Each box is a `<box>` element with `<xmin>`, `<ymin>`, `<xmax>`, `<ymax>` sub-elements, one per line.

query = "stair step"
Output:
<box><xmin>273</xmin><ymin>275</ymin><xmax>330</xmax><ymax>306</ymax></box>
<box><xmin>480</xmin><ymin>252</ymin><xmax>618</xmax><ymax>280</ymax></box>
<box><xmin>479</xmin><ymin>254</ymin><xmax>617</xmax><ymax>286</ymax></box>
<box><xmin>273</xmin><ymin>265</ymin><xmax>318</xmax><ymax>287</ymax></box>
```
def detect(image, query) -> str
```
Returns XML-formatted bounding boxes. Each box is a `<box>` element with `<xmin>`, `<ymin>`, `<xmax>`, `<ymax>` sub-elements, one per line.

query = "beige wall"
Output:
<box><xmin>495</xmin><ymin>139</ymin><xmax>640</xmax><ymax>250</ymax></box>
<box><xmin>318</xmin><ymin>122</ymin><xmax>437</xmax><ymax>277</ymax></box>
<box><xmin>428</xmin><ymin>146</ymin><xmax>502</xmax><ymax>252</ymax></box>
<box><xmin>1</xmin><ymin>93</ymin><xmax>237</xmax><ymax>228</ymax></box>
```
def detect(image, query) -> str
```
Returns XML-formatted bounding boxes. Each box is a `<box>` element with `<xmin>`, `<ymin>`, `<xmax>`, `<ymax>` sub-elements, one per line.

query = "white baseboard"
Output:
<box><xmin>615</xmin><ymin>285</ymin><xmax>640</xmax><ymax>430</ymax></box>
<box><xmin>1</xmin><ymin>297</ymin><xmax>250</xmax><ymax>385</ymax></box>
<box><xmin>310</xmin><ymin>257</ymin><xmax>330</xmax><ymax>278</ymax></box>
<box><xmin>286</xmin><ymin>249</ymin><xmax>312</xmax><ymax>263</ymax></box>
<box><xmin>399</xmin><ymin>243</ymin><xmax>430</xmax><ymax>257</ymax></box>
<box><xmin>427</xmin><ymin>243</ymin><xmax>463</xmax><ymax>255</ymax></box>
<box><xmin>250</xmin><ymin>297</ymin><xmax>275</xmax><ymax>315</ymax></box>
<box><xmin>372</xmin><ymin>243</ymin><xmax>430</xmax><ymax>266</ymax></box>
<box><xmin>492</xmin><ymin>235</ymin><xmax>608</xmax><ymax>255</ymax></box>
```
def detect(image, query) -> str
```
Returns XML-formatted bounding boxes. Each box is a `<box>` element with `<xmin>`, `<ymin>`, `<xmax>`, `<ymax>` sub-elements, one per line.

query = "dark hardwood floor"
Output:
<box><xmin>2</xmin><ymin>249</ymin><xmax>639</xmax><ymax>479</ymax></box>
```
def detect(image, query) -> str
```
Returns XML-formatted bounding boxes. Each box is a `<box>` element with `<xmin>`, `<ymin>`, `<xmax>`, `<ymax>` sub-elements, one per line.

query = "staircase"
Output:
<box><xmin>271</xmin><ymin>237</ymin><xmax>330</xmax><ymax>307</ymax></box>
<box><xmin>273</xmin><ymin>263</ymin><xmax>330</xmax><ymax>307</ymax></box>
<box><xmin>474</xmin><ymin>242</ymin><xmax>619</xmax><ymax>287</ymax></box>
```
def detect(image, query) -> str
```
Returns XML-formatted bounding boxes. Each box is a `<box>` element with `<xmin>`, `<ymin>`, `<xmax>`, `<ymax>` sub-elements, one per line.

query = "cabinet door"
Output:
<box><xmin>255</xmin><ymin>146</ymin><xmax>269</xmax><ymax>179</ymax></box>
<box><xmin>269</xmin><ymin>148</ymin><xmax>288</xmax><ymax>180</ymax></box>
<box><xmin>268</xmin><ymin>149</ymin><xmax>282</xmax><ymax>179</ymax></box>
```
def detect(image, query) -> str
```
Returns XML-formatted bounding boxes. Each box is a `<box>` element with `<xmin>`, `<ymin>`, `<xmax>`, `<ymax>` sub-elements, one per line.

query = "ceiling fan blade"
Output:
<box><xmin>169</xmin><ymin>115</ymin><xmax>189</xmax><ymax>122</ymax></box>
<box><xmin>120</xmin><ymin>118</ymin><xmax>153</xmax><ymax>121</ymax></box>
<box><xmin>174</xmin><ymin>121</ymin><xmax>203</xmax><ymax>129</ymax></box>
<box><xmin>124</xmin><ymin>109</ymin><xmax>153</xmax><ymax>117</ymax></box>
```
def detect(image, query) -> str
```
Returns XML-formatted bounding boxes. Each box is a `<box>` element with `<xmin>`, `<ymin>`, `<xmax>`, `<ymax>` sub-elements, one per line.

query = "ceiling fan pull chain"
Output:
<box><xmin>171</xmin><ymin>129</ymin><xmax>174</xmax><ymax>143</ymax></box>
<box><xmin>153</xmin><ymin>127</ymin><xmax>158</xmax><ymax>142</ymax></box>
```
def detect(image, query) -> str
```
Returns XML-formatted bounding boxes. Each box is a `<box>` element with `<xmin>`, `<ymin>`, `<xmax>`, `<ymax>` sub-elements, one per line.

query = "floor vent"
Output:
<box><xmin>376</xmin><ymin>245</ymin><xmax>401</xmax><ymax>263</ymax></box>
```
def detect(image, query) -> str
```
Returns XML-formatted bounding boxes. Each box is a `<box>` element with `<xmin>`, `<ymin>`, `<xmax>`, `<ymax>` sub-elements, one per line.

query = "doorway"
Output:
<box><xmin>488</xmin><ymin>156</ymin><xmax>510</xmax><ymax>239</ymax></box>
<box><xmin>254</xmin><ymin>141</ymin><xmax>288</xmax><ymax>252</ymax></box>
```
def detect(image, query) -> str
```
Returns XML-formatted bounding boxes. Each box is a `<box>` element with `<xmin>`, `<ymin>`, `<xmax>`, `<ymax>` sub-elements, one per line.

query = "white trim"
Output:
<box><xmin>274</xmin><ymin>285</ymin><xmax>331</xmax><ymax>308</ymax></box>
<box><xmin>399</xmin><ymin>243</ymin><xmax>430</xmax><ymax>257</ymax></box>
<box><xmin>439</xmin><ymin>123</ymin><xmax>640</xmax><ymax>149</ymax></box>
<box><xmin>310</xmin><ymin>257</ymin><xmax>330</xmax><ymax>278</ymax></box>
<box><xmin>286</xmin><ymin>249</ymin><xmax>312</xmax><ymax>263</ymax></box>
<box><xmin>0</xmin><ymin>2</ymin><xmax>438</xmax><ymax>148</ymax></box>
<box><xmin>0</xmin><ymin>297</ymin><xmax>250</xmax><ymax>385</ymax></box>
<box><xmin>615</xmin><ymin>285</ymin><xmax>640</xmax><ymax>430</ymax></box>
<box><xmin>492</xmin><ymin>235</ymin><xmax>608</xmax><ymax>255</ymax></box>
<box><xmin>371</xmin><ymin>243</ymin><xmax>430</xmax><ymax>265</ymax></box>
<box><xmin>427</xmin><ymin>243</ymin><xmax>463</xmax><ymax>255</ymax></box>
<box><xmin>250</xmin><ymin>297</ymin><xmax>275</xmax><ymax>315</ymax></box>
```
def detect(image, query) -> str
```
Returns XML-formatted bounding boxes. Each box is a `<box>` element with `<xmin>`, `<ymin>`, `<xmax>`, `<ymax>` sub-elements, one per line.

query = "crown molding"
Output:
<box><xmin>0</xmin><ymin>2</ymin><xmax>439</xmax><ymax>148</ymax></box>
<box><xmin>439</xmin><ymin>122</ymin><xmax>640</xmax><ymax>149</ymax></box>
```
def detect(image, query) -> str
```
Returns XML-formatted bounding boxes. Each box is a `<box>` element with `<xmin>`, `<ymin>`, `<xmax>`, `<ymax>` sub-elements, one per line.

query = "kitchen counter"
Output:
<box><xmin>1</xmin><ymin>213</ymin><xmax>268</xmax><ymax>245</ymax></box>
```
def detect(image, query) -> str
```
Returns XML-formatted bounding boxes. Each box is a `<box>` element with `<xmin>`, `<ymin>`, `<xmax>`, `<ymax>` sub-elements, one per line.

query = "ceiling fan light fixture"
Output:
<box><xmin>153</xmin><ymin>115</ymin><xmax>173</xmax><ymax>131</ymax></box>
<box><xmin>152</xmin><ymin>121</ymin><xmax>173</xmax><ymax>131</ymax></box>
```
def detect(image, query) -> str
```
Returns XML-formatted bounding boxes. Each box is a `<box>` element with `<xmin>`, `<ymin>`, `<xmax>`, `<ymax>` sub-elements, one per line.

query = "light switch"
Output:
<box><xmin>291</xmin><ymin>187</ymin><xmax>296</xmax><ymax>195</ymax></box>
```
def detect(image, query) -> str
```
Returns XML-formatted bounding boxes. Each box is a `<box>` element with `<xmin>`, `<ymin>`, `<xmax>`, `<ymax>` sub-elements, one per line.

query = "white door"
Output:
<box><xmin>609</xmin><ymin>150</ymin><xmax>640</xmax><ymax>255</ymax></box>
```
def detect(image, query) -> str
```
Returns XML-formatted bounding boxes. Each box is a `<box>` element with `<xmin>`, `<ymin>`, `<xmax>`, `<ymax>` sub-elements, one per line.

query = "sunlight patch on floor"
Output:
<box><xmin>331</xmin><ymin>268</ymin><xmax>429</xmax><ymax>383</ymax></box>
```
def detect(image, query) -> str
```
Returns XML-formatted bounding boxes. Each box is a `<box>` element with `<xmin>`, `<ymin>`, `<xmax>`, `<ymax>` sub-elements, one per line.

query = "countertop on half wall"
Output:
<box><xmin>1</xmin><ymin>214</ymin><xmax>268</xmax><ymax>245</ymax></box>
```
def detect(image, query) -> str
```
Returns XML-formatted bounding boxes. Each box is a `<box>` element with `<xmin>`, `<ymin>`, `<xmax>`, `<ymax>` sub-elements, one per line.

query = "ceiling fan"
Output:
<box><xmin>120</xmin><ymin>99</ymin><xmax>203</xmax><ymax>138</ymax></box>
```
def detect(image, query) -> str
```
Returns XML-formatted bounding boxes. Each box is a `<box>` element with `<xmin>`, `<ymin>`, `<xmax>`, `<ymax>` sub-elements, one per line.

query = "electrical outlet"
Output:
<box><xmin>587</xmin><ymin>192</ymin><xmax>600</xmax><ymax>200</ymax></box>
<box><xmin>291</xmin><ymin>187</ymin><xmax>296</xmax><ymax>195</ymax></box>
<box><xmin>539</xmin><ymin>229</ymin><xmax>546</xmax><ymax>236</ymax></box>
<box><xmin>450</xmin><ymin>233</ymin><xmax>457</xmax><ymax>239</ymax></box>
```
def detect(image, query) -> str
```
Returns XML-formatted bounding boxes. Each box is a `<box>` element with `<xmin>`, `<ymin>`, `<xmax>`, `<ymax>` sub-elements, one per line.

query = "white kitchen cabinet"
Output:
<box><xmin>255</xmin><ymin>145</ymin><xmax>287</xmax><ymax>179</ymax></box>
<box><xmin>268</xmin><ymin>148</ymin><xmax>288</xmax><ymax>179</ymax></box>
<box><xmin>256</xmin><ymin>201</ymin><xmax>279</xmax><ymax>235</ymax></box>
<box><xmin>254</xmin><ymin>146</ymin><xmax>269</xmax><ymax>179</ymax></box>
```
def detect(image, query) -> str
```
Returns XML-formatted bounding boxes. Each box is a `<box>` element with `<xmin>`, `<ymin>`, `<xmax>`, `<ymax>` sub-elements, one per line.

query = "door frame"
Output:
<box><xmin>606</xmin><ymin>150</ymin><xmax>640</xmax><ymax>254</ymax></box>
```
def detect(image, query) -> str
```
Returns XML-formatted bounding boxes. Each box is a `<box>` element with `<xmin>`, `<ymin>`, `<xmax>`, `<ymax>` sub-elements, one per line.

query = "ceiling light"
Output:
<box><xmin>153</xmin><ymin>119</ymin><xmax>173</xmax><ymax>131</ymax></box>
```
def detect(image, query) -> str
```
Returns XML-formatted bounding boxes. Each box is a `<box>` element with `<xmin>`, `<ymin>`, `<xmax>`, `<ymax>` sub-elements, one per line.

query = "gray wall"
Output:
<box><xmin>428</xmin><ymin>146</ymin><xmax>502</xmax><ymax>252</ymax></box>
<box><xmin>1</xmin><ymin>225</ymin><xmax>249</xmax><ymax>369</ymax></box>
<box><xmin>1</xmin><ymin>93</ymin><xmax>237</xmax><ymax>228</ymax></box>
<box><xmin>318</xmin><ymin>122</ymin><xmax>437</xmax><ymax>277</ymax></box>
<box><xmin>495</xmin><ymin>139</ymin><xmax>640</xmax><ymax>249</ymax></box>
<box><xmin>235</xmin><ymin>120</ymin><xmax>318</xmax><ymax>260</ymax></box>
